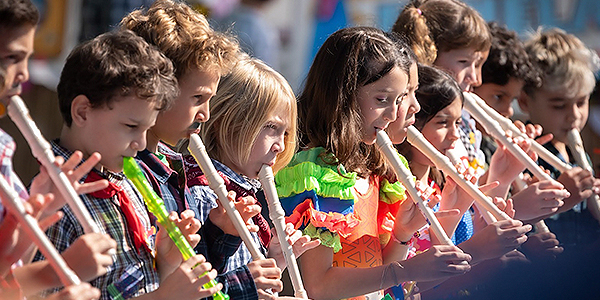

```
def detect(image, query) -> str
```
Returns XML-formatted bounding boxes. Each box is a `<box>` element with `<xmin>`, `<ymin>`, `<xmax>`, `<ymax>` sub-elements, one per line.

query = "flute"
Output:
<box><xmin>259</xmin><ymin>165</ymin><xmax>308</xmax><ymax>299</ymax></box>
<box><xmin>0</xmin><ymin>175</ymin><xmax>81</xmax><ymax>287</ymax></box>
<box><xmin>445</xmin><ymin>142</ymin><xmax>497</xmax><ymax>224</ymax></box>
<box><xmin>122</xmin><ymin>157</ymin><xmax>229</xmax><ymax>300</ymax></box>
<box><xmin>376</xmin><ymin>130</ymin><xmax>457</xmax><ymax>247</ymax></box>
<box><xmin>406</xmin><ymin>126</ymin><xmax>511</xmax><ymax>222</ymax></box>
<box><xmin>7</xmin><ymin>95</ymin><xmax>99</xmax><ymax>234</ymax></box>
<box><xmin>187</xmin><ymin>133</ymin><xmax>265</xmax><ymax>260</ymax></box>
<box><xmin>470</xmin><ymin>92</ymin><xmax>571</xmax><ymax>172</ymax></box>
<box><xmin>462</xmin><ymin>92</ymin><xmax>551</xmax><ymax>233</ymax></box>
<box><xmin>566</xmin><ymin>129</ymin><xmax>600</xmax><ymax>222</ymax></box>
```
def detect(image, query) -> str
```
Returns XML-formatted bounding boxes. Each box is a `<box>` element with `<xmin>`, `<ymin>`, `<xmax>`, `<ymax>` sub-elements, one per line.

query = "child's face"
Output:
<box><xmin>434</xmin><ymin>47</ymin><xmax>489</xmax><ymax>92</ymax></box>
<box><xmin>237</xmin><ymin>105</ymin><xmax>289</xmax><ymax>179</ymax></box>
<box><xmin>413</xmin><ymin>98</ymin><xmax>462</xmax><ymax>166</ymax></box>
<box><xmin>152</xmin><ymin>69</ymin><xmax>219</xmax><ymax>146</ymax></box>
<box><xmin>0</xmin><ymin>25</ymin><xmax>35</xmax><ymax>102</ymax></box>
<box><xmin>79</xmin><ymin>95</ymin><xmax>159</xmax><ymax>172</ymax></box>
<box><xmin>388</xmin><ymin>63</ymin><xmax>421</xmax><ymax>144</ymax></box>
<box><xmin>520</xmin><ymin>87</ymin><xmax>590</xmax><ymax>143</ymax></box>
<box><xmin>357</xmin><ymin>66</ymin><xmax>408</xmax><ymax>145</ymax></box>
<box><xmin>474</xmin><ymin>78</ymin><xmax>524</xmax><ymax>118</ymax></box>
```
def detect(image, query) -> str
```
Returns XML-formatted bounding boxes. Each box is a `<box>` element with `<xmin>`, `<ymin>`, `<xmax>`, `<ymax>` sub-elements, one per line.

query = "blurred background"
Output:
<box><xmin>5</xmin><ymin>0</ymin><xmax>600</xmax><ymax>184</ymax></box>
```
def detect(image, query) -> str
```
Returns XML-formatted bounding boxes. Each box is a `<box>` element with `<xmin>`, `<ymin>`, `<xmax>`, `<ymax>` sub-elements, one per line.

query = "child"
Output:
<box><xmin>1</xmin><ymin>1</ymin><xmax>117</xmax><ymax>298</ymax></box>
<box><xmin>181</xmin><ymin>55</ymin><xmax>320</xmax><ymax>298</ymax></box>
<box><xmin>33</xmin><ymin>29</ymin><xmax>222</xmax><ymax>300</ymax></box>
<box><xmin>122</xmin><ymin>1</ymin><xmax>310</xmax><ymax>297</ymax></box>
<box><xmin>273</xmin><ymin>26</ymin><xmax>471</xmax><ymax>300</ymax></box>
<box><xmin>392</xmin><ymin>0</ymin><xmax>491</xmax><ymax>173</ymax></box>
<box><xmin>519</xmin><ymin>28</ymin><xmax>600</xmax><ymax>248</ymax></box>
<box><xmin>391</xmin><ymin>65</ymin><xmax>532</xmax><ymax>298</ymax></box>
<box><xmin>473</xmin><ymin>22</ymin><xmax>569</xmax><ymax>224</ymax></box>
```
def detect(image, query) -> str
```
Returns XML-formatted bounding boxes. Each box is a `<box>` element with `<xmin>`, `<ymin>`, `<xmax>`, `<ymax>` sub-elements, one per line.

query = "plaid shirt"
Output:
<box><xmin>186</xmin><ymin>157</ymin><xmax>268</xmax><ymax>273</ymax></box>
<box><xmin>0</xmin><ymin>129</ymin><xmax>28</xmax><ymax>223</ymax></box>
<box><xmin>139</xmin><ymin>143</ymin><xmax>259</xmax><ymax>299</ymax></box>
<box><xmin>33</xmin><ymin>141</ymin><xmax>160</xmax><ymax>300</ymax></box>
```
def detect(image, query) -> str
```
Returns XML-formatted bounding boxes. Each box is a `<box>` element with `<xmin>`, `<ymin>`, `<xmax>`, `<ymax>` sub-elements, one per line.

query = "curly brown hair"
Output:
<box><xmin>57</xmin><ymin>30</ymin><xmax>178</xmax><ymax>126</ymax></box>
<box><xmin>121</xmin><ymin>0</ymin><xmax>240</xmax><ymax>78</ymax></box>
<box><xmin>481</xmin><ymin>22</ymin><xmax>540</xmax><ymax>87</ymax></box>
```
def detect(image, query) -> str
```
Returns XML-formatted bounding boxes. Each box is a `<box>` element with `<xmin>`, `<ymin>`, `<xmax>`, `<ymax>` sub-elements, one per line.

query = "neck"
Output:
<box><xmin>552</xmin><ymin>140</ymin><xmax>570</xmax><ymax>163</ymax></box>
<box><xmin>146</xmin><ymin>129</ymin><xmax>160</xmax><ymax>153</ymax></box>
<box><xmin>59</xmin><ymin>125</ymin><xmax>100</xmax><ymax>170</ymax></box>
<box><xmin>409</xmin><ymin>159</ymin><xmax>431</xmax><ymax>184</ymax></box>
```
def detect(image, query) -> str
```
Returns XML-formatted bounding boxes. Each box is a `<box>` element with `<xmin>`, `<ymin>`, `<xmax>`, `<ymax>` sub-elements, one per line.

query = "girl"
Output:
<box><xmin>274</xmin><ymin>27</ymin><xmax>471</xmax><ymax>300</ymax></box>
<box><xmin>391</xmin><ymin>65</ymin><xmax>531</xmax><ymax>298</ymax></box>
<box><xmin>183</xmin><ymin>56</ymin><xmax>319</xmax><ymax>298</ymax></box>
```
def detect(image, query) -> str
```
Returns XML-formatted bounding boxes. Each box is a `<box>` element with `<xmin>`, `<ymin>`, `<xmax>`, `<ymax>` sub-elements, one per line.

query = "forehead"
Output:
<box><xmin>535</xmin><ymin>86</ymin><xmax>591</xmax><ymax>103</ymax></box>
<box><xmin>179</xmin><ymin>69</ymin><xmax>220</xmax><ymax>90</ymax></box>
<box><xmin>437</xmin><ymin>47</ymin><xmax>481</xmax><ymax>60</ymax></box>
<box><xmin>0</xmin><ymin>25</ymin><xmax>35</xmax><ymax>55</ymax></box>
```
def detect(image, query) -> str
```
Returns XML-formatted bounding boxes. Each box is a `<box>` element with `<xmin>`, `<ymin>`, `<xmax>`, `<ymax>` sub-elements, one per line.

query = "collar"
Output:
<box><xmin>135</xmin><ymin>148</ymin><xmax>174</xmax><ymax>185</ymax></box>
<box><xmin>182</xmin><ymin>154</ymin><xmax>260</xmax><ymax>194</ymax></box>
<box><xmin>51</xmin><ymin>139</ymin><xmax>125</xmax><ymax>182</ymax></box>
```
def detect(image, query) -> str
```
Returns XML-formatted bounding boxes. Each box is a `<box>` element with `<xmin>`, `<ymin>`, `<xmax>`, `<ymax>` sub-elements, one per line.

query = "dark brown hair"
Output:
<box><xmin>299</xmin><ymin>26</ymin><xmax>415</xmax><ymax>177</ymax></box>
<box><xmin>58</xmin><ymin>29</ymin><xmax>178</xmax><ymax>126</ymax></box>
<box><xmin>0</xmin><ymin>0</ymin><xmax>39</xmax><ymax>30</ymax></box>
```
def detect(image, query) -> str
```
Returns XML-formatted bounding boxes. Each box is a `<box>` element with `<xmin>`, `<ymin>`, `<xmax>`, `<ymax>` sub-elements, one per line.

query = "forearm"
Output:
<box><xmin>382</xmin><ymin>239</ymin><xmax>409</xmax><ymax>264</ymax></box>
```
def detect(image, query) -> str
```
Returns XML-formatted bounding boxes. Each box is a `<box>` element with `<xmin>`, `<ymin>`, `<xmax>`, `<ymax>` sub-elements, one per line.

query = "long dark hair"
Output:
<box><xmin>299</xmin><ymin>26</ymin><xmax>415</xmax><ymax>177</ymax></box>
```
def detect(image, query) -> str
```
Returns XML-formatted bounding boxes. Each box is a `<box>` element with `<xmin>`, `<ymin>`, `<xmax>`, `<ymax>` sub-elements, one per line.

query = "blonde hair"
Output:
<box><xmin>121</xmin><ymin>0</ymin><xmax>239</xmax><ymax>78</ymax></box>
<box><xmin>524</xmin><ymin>27</ymin><xmax>598</xmax><ymax>98</ymax></box>
<box><xmin>392</xmin><ymin>0</ymin><xmax>491</xmax><ymax>65</ymax></box>
<box><xmin>200</xmin><ymin>56</ymin><xmax>297</xmax><ymax>173</ymax></box>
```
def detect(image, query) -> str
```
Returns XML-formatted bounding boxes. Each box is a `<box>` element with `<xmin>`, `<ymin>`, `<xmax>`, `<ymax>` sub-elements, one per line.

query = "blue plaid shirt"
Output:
<box><xmin>34</xmin><ymin>141</ymin><xmax>160</xmax><ymax>300</ymax></box>
<box><xmin>137</xmin><ymin>143</ymin><xmax>259</xmax><ymax>299</ymax></box>
<box><xmin>185</xmin><ymin>157</ymin><xmax>268</xmax><ymax>273</ymax></box>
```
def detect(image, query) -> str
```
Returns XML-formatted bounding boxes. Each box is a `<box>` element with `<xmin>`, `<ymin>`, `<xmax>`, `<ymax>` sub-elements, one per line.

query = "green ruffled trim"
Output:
<box><xmin>380</xmin><ymin>152</ymin><xmax>412</xmax><ymax>204</ymax></box>
<box><xmin>303</xmin><ymin>223</ymin><xmax>342</xmax><ymax>253</ymax></box>
<box><xmin>275</xmin><ymin>148</ymin><xmax>357</xmax><ymax>200</ymax></box>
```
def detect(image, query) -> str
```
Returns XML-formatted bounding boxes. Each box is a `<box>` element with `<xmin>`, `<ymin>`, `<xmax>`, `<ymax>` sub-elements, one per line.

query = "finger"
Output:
<box><xmin>69</xmin><ymin>152</ymin><xmax>102</xmax><ymax>180</ymax></box>
<box><xmin>478</xmin><ymin>180</ymin><xmax>500</xmax><ymax>192</ymax></box>
<box><xmin>76</xmin><ymin>181</ymin><xmax>110</xmax><ymax>195</ymax></box>
<box><xmin>434</xmin><ymin>208</ymin><xmax>461</xmax><ymax>218</ymax></box>
<box><xmin>535</xmin><ymin>133</ymin><xmax>553</xmax><ymax>145</ymax></box>
<box><xmin>257</xmin><ymin>289</ymin><xmax>277</xmax><ymax>300</ymax></box>
<box><xmin>39</xmin><ymin>211</ymin><xmax>64</xmax><ymax>230</ymax></box>
<box><xmin>60</xmin><ymin>151</ymin><xmax>82</xmax><ymax>173</ymax></box>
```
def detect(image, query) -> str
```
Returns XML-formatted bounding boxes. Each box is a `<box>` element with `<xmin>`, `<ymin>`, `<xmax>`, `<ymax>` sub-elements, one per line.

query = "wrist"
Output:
<box><xmin>391</xmin><ymin>231</ymin><xmax>414</xmax><ymax>246</ymax></box>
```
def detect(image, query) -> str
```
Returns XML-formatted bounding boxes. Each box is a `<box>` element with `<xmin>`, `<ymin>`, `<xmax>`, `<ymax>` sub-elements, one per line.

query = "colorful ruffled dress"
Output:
<box><xmin>274</xmin><ymin>147</ymin><xmax>408</xmax><ymax>300</ymax></box>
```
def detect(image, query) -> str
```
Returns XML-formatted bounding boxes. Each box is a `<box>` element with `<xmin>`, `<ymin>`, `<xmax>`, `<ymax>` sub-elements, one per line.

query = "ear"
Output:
<box><xmin>517</xmin><ymin>90</ymin><xmax>531</xmax><ymax>114</ymax></box>
<box><xmin>71</xmin><ymin>95</ymin><xmax>92</xmax><ymax>127</ymax></box>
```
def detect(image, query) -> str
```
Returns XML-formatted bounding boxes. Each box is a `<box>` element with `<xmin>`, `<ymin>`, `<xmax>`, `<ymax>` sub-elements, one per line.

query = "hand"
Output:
<box><xmin>29</xmin><ymin>151</ymin><xmax>108</xmax><ymax>221</ymax></box>
<box><xmin>0</xmin><ymin>193</ymin><xmax>62</xmax><ymax>273</ymax></box>
<box><xmin>400</xmin><ymin>245</ymin><xmax>472</xmax><ymax>282</ymax></box>
<box><xmin>392</xmin><ymin>195</ymin><xmax>460</xmax><ymax>242</ymax></box>
<box><xmin>62</xmin><ymin>233</ymin><xmax>116</xmax><ymax>282</ymax></box>
<box><xmin>155</xmin><ymin>210</ymin><xmax>201</xmax><ymax>276</ymax></box>
<box><xmin>497</xmin><ymin>249</ymin><xmax>530</xmax><ymax>268</ymax></box>
<box><xmin>459</xmin><ymin>219</ymin><xmax>531</xmax><ymax>264</ymax></box>
<box><xmin>208</xmin><ymin>191</ymin><xmax>261</xmax><ymax>235</ymax></box>
<box><xmin>155</xmin><ymin>255</ymin><xmax>222</xmax><ymax>300</ymax></box>
<box><xmin>511</xmin><ymin>180</ymin><xmax>569</xmax><ymax>221</ymax></box>
<box><xmin>487</xmin><ymin>133</ymin><xmax>536</xmax><ymax>192</ymax></box>
<box><xmin>247</xmin><ymin>258</ymin><xmax>283</xmax><ymax>299</ymax></box>
<box><xmin>267</xmin><ymin>223</ymin><xmax>320</xmax><ymax>270</ymax></box>
<box><xmin>521</xmin><ymin>231</ymin><xmax>563</xmax><ymax>262</ymax></box>
<box><xmin>556</xmin><ymin>167</ymin><xmax>595</xmax><ymax>214</ymax></box>
<box><xmin>45</xmin><ymin>282</ymin><xmax>101</xmax><ymax>300</ymax></box>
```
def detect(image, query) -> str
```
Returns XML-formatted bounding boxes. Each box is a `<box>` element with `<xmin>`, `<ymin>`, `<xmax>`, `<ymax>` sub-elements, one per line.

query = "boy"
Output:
<box><xmin>33</xmin><ymin>29</ymin><xmax>222</xmax><ymax>300</ymax></box>
<box><xmin>1</xmin><ymin>1</ymin><xmax>117</xmax><ymax>298</ymax></box>
<box><xmin>518</xmin><ymin>27</ymin><xmax>600</xmax><ymax>248</ymax></box>
<box><xmin>122</xmin><ymin>1</ymin><xmax>309</xmax><ymax>298</ymax></box>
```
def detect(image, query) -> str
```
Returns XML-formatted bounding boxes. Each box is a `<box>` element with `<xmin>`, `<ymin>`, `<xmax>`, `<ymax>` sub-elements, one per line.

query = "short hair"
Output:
<box><xmin>482</xmin><ymin>22</ymin><xmax>540</xmax><ymax>87</ymax></box>
<box><xmin>200</xmin><ymin>55</ymin><xmax>297</xmax><ymax>173</ymax></box>
<box><xmin>392</xmin><ymin>0</ymin><xmax>491</xmax><ymax>65</ymax></box>
<box><xmin>0</xmin><ymin>65</ymin><xmax>5</xmax><ymax>94</ymax></box>
<box><xmin>523</xmin><ymin>27</ymin><xmax>599</xmax><ymax>98</ymax></box>
<box><xmin>0</xmin><ymin>0</ymin><xmax>39</xmax><ymax>30</ymax></box>
<box><xmin>121</xmin><ymin>0</ymin><xmax>240</xmax><ymax>78</ymax></box>
<box><xmin>57</xmin><ymin>29</ymin><xmax>178</xmax><ymax>126</ymax></box>
<box><xmin>299</xmin><ymin>26</ymin><xmax>415</xmax><ymax>177</ymax></box>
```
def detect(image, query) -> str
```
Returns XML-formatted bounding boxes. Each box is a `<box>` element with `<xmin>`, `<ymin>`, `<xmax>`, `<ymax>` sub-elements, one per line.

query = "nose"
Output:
<box><xmin>410</xmin><ymin>94</ymin><xmax>421</xmax><ymax>115</ymax></box>
<box><xmin>272</xmin><ymin>134</ymin><xmax>285</xmax><ymax>154</ymax></box>
<box><xmin>566</xmin><ymin>103</ymin><xmax>581</xmax><ymax>125</ymax></box>
<box><xmin>131</xmin><ymin>132</ymin><xmax>147</xmax><ymax>152</ymax></box>
<box><xmin>383</xmin><ymin>102</ymin><xmax>399</xmax><ymax>124</ymax></box>
<box><xmin>464</xmin><ymin>65</ymin><xmax>478</xmax><ymax>88</ymax></box>
<box><xmin>14</xmin><ymin>60</ymin><xmax>30</xmax><ymax>87</ymax></box>
<box><xmin>505</xmin><ymin>105</ymin><xmax>514</xmax><ymax>118</ymax></box>
<box><xmin>195</xmin><ymin>104</ymin><xmax>210</xmax><ymax>123</ymax></box>
<box><xmin>449</xmin><ymin>124</ymin><xmax>461</xmax><ymax>142</ymax></box>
